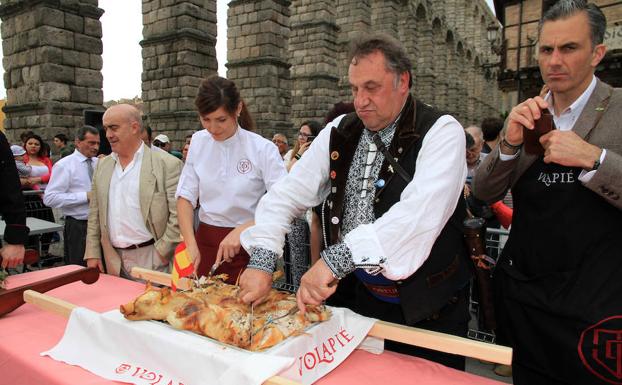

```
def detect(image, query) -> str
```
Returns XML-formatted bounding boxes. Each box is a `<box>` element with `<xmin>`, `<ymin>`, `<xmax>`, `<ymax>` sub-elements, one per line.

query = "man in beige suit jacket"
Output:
<box><xmin>473</xmin><ymin>2</ymin><xmax>622</xmax><ymax>384</ymax></box>
<box><xmin>85</xmin><ymin>104</ymin><xmax>182</xmax><ymax>278</ymax></box>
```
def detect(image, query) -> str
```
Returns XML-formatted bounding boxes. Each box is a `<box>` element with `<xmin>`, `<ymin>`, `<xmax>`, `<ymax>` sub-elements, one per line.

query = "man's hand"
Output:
<box><xmin>505</xmin><ymin>96</ymin><xmax>550</xmax><ymax>146</ymax></box>
<box><xmin>0</xmin><ymin>244</ymin><xmax>25</xmax><ymax>268</ymax></box>
<box><xmin>296</xmin><ymin>259</ymin><xmax>337</xmax><ymax>314</ymax></box>
<box><xmin>86</xmin><ymin>258</ymin><xmax>104</xmax><ymax>272</ymax></box>
<box><xmin>239</xmin><ymin>268</ymin><xmax>273</xmax><ymax>305</ymax></box>
<box><xmin>540</xmin><ymin>130</ymin><xmax>602</xmax><ymax>169</ymax></box>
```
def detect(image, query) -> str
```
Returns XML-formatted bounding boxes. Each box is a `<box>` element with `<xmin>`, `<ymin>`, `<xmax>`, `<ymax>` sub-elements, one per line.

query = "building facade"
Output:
<box><xmin>493</xmin><ymin>0</ymin><xmax>622</xmax><ymax>108</ymax></box>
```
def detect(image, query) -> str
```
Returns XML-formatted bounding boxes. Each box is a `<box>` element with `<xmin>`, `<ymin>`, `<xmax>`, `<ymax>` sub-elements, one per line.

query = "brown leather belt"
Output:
<box><xmin>116</xmin><ymin>239</ymin><xmax>155</xmax><ymax>250</ymax></box>
<box><xmin>362</xmin><ymin>282</ymin><xmax>400</xmax><ymax>298</ymax></box>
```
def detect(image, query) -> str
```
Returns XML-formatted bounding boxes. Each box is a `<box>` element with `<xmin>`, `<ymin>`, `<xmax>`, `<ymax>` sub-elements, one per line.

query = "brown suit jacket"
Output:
<box><xmin>84</xmin><ymin>145</ymin><xmax>182</xmax><ymax>276</ymax></box>
<box><xmin>473</xmin><ymin>79</ymin><xmax>622</xmax><ymax>210</ymax></box>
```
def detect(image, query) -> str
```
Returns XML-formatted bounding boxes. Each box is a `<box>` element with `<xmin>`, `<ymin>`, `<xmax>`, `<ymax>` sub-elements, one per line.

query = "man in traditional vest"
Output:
<box><xmin>473</xmin><ymin>1</ymin><xmax>622</xmax><ymax>383</ymax></box>
<box><xmin>238</xmin><ymin>32</ymin><xmax>471</xmax><ymax>369</ymax></box>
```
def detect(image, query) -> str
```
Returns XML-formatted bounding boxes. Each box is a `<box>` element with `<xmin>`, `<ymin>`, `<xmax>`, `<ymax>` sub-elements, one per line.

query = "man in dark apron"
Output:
<box><xmin>473</xmin><ymin>1</ymin><xmax>622</xmax><ymax>383</ymax></box>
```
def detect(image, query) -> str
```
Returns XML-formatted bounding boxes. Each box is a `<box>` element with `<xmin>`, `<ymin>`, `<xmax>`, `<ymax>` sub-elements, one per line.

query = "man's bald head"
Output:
<box><xmin>103</xmin><ymin>104</ymin><xmax>144</xmax><ymax>159</ymax></box>
<box><xmin>465</xmin><ymin>125</ymin><xmax>484</xmax><ymax>167</ymax></box>
<box><xmin>465</xmin><ymin>125</ymin><xmax>483</xmax><ymax>144</ymax></box>
<box><xmin>103</xmin><ymin>104</ymin><xmax>143</xmax><ymax>132</ymax></box>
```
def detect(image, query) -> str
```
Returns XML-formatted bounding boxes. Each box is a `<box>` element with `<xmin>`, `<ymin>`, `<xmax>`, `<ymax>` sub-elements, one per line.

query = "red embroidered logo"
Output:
<box><xmin>579</xmin><ymin>315</ymin><xmax>622</xmax><ymax>384</ymax></box>
<box><xmin>237</xmin><ymin>159</ymin><xmax>252</xmax><ymax>174</ymax></box>
<box><xmin>297</xmin><ymin>327</ymin><xmax>353</xmax><ymax>375</ymax></box>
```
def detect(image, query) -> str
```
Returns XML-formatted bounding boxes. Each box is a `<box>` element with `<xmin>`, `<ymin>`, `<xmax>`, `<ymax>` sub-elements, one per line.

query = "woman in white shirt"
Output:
<box><xmin>176</xmin><ymin>76</ymin><xmax>287</xmax><ymax>284</ymax></box>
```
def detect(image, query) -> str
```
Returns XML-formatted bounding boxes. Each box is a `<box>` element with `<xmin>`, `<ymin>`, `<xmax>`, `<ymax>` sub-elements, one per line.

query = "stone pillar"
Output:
<box><xmin>432</xmin><ymin>20</ymin><xmax>447</xmax><ymax>109</ymax></box>
<box><xmin>289</xmin><ymin>0</ymin><xmax>338</xmax><ymax>129</ymax></box>
<box><xmin>336</xmin><ymin>0</ymin><xmax>371</xmax><ymax>100</ymax></box>
<box><xmin>227</xmin><ymin>0</ymin><xmax>291</xmax><ymax>137</ymax></box>
<box><xmin>414</xmin><ymin>4</ymin><xmax>435</xmax><ymax>105</ymax></box>
<box><xmin>465</xmin><ymin>59</ymin><xmax>476</xmax><ymax>124</ymax></box>
<box><xmin>141</xmin><ymin>0</ymin><xmax>217</xmax><ymax>148</ymax></box>
<box><xmin>0</xmin><ymin>0</ymin><xmax>104</xmax><ymax>141</ymax></box>
<box><xmin>371</xmin><ymin>0</ymin><xmax>400</xmax><ymax>37</ymax></box>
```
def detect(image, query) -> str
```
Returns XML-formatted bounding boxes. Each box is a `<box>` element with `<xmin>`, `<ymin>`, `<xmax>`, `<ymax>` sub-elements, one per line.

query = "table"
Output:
<box><xmin>0</xmin><ymin>217</ymin><xmax>63</xmax><ymax>238</ymax></box>
<box><xmin>0</xmin><ymin>266</ymin><xmax>503</xmax><ymax>385</ymax></box>
<box><xmin>0</xmin><ymin>217</ymin><xmax>64</xmax><ymax>266</ymax></box>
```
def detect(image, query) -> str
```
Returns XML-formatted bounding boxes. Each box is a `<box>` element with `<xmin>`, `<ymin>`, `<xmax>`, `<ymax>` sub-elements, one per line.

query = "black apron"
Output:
<box><xmin>495</xmin><ymin>157</ymin><xmax>622</xmax><ymax>384</ymax></box>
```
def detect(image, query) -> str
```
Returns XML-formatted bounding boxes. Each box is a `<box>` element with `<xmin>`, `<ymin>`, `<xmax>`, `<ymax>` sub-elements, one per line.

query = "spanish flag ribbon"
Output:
<box><xmin>172</xmin><ymin>241</ymin><xmax>194</xmax><ymax>291</ymax></box>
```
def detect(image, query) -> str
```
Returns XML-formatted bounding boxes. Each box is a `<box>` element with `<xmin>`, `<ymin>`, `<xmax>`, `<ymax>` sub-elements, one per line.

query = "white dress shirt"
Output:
<box><xmin>241</xmin><ymin>114</ymin><xmax>467</xmax><ymax>280</ymax></box>
<box><xmin>108</xmin><ymin>143</ymin><xmax>153</xmax><ymax>248</ymax></box>
<box><xmin>43</xmin><ymin>150</ymin><xmax>98</xmax><ymax>220</ymax></box>
<box><xmin>176</xmin><ymin>127</ymin><xmax>287</xmax><ymax>227</ymax></box>
<box><xmin>500</xmin><ymin>76</ymin><xmax>605</xmax><ymax>181</ymax></box>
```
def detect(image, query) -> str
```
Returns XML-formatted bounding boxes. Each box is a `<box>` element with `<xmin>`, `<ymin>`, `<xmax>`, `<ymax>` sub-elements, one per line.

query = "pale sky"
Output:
<box><xmin>0</xmin><ymin>0</ymin><xmax>495</xmax><ymax>100</ymax></box>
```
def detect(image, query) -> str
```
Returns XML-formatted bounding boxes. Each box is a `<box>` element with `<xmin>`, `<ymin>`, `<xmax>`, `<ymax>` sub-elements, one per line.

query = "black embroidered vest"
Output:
<box><xmin>321</xmin><ymin>96</ymin><xmax>472</xmax><ymax>324</ymax></box>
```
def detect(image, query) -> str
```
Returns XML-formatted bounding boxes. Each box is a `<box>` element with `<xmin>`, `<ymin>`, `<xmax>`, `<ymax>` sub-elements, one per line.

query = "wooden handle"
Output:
<box><xmin>23</xmin><ymin>289</ymin><xmax>77</xmax><ymax>318</ymax></box>
<box><xmin>0</xmin><ymin>266</ymin><xmax>99</xmax><ymax>317</ymax></box>
<box><xmin>130</xmin><ymin>267</ymin><xmax>192</xmax><ymax>290</ymax></box>
<box><xmin>368</xmin><ymin>320</ymin><xmax>512</xmax><ymax>365</ymax></box>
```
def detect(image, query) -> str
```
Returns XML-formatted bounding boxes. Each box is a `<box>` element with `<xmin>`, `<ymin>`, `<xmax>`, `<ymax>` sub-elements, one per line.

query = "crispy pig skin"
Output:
<box><xmin>121</xmin><ymin>276</ymin><xmax>331</xmax><ymax>350</ymax></box>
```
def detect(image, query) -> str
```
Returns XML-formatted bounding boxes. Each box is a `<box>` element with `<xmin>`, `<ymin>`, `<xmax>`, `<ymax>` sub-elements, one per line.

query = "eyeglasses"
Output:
<box><xmin>298</xmin><ymin>132</ymin><xmax>311</xmax><ymax>139</ymax></box>
<box><xmin>272</xmin><ymin>139</ymin><xmax>287</xmax><ymax>145</ymax></box>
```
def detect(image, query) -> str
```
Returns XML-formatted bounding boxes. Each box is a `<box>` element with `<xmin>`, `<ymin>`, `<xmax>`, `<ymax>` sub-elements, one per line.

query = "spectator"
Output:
<box><xmin>481</xmin><ymin>117</ymin><xmax>504</xmax><ymax>154</ymax></box>
<box><xmin>11</xmin><ymin>145</ymin><xmax>32</xmax><ymax>179</ymax></box>
<box><xmin>44</xmin><ymin>126</ymin><xmax>100</xmax><ymax>266</ymax></box>
<box><xmin>271</xmin><ymin>133</ymin><xmax>289</xmax><ymax>159</ymax></box>
<box><xmin>85</xmin><ymin>104</ymin><xmax>182</xmax><ymax>278</ymax></box>
<box><xmin>21</xmin><ymin>134</ymin><xmax>57</xmax><ymax>263</ymax></box>
<box><xmin>284</xmin><ymin>120</ymin><xmax>322</xmax><ymax>171</ymax></box>
<box><xmin>154</xmin><ymin>134</ymin><xmax>183</xmax><ymax>159</ymax></box>
<box><xmin>153</xmin><ymin>134</ymin><xmax>172</xmax><ymax>152</ymax></box>
<box><xmin>22</xmin><ymin>134</ymin><xmax>52</xmax><ymax>190</ymax></box>
<box><xmin>464</xmin><ymin>125</ymin><xmax>486</xmax><ymax>182</ymax></box>
<box><xmin>53</xmin><ymin>133</ymin><xmax>75</xmax><ymax>159</ymax></box>
<box><xmin>324</xmin><ymin>101</ymin><xmax>355</xmax><ymax>125</ymax></box>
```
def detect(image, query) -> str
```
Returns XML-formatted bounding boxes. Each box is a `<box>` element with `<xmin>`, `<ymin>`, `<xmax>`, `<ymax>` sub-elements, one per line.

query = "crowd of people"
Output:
<box><xmin>1</xmin><ymin>1</ymin><xmax>619</xmax><ymax>383</ymax></box>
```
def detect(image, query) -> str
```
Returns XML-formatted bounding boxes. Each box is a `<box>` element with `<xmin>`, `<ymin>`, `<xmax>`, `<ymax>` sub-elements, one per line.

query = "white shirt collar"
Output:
<box><xmin>111</xmin><ymin>142</ymin><xmax>145</xmax><ymax>164</ymax></box>
<box><xmin>545</xmin><ymin>75</ymin><xmax>597</xmax><ymax>117</ymax></box>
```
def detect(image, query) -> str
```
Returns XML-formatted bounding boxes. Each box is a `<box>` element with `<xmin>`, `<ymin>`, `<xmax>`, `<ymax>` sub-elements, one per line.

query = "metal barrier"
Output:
<box><xmin>21</xmin><ymin>190</ymin><xmax>64</xmax><ymax>268</ymax></box>
<box><xmin>467</xmin><ymin>227</ymin><xmax>510</xmax><ymax>344</ymax></box>
<box><xmin>274</xmin><ymin>217</ymin><xmax>310</xmax><ymax>293</ymax></box>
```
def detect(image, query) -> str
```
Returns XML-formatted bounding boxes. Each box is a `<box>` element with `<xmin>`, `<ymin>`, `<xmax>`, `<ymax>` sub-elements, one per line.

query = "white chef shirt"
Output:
<box><xmin>241</xmin><ymin>114</ymin><xmax>467</xmax><ymax>280</ymax></box>
<box><xmin>108</xmin><ymin>143</ymin><xmax>153</xmax><ymax>248</ymax></box>
<box><xmin>176</xmin><ymin>127</ymin><xmax>287</xmax><ymax>227</ymax></box>
<box><xmin>43</xmin><ymin>150</ymin><xmax>98</xmax><ymax>220</ymax></box>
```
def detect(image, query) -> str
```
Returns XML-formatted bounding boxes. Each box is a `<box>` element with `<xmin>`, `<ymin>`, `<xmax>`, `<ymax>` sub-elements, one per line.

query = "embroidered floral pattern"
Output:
<box><xmin>247</xmin><ymin>247</ymin><xmax>278</xmax><ymax>273</ymax></box>
<box><xmin>321</xmin><ymin>242</ymin><xmax>356</xmax><ymax>279</ymax></box>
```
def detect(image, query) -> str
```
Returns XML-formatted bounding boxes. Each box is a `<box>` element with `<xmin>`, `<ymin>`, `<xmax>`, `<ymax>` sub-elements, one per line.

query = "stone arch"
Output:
<box><xmin>415</xmin><ymin>3</ymin><xmax>427</xmax><ymax>21</ymax></box>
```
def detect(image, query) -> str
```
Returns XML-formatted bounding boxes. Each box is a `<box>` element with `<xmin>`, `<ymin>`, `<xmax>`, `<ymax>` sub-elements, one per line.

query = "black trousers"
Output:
<box><xmin>353</xmin><ymin>281</ymin><xmax>469</xmax><ymax>370</ymax></box>
<box><xmin>64</xmin><ymin>216</ymin><xmax>87</xmax><ymax>266</ymax></box>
